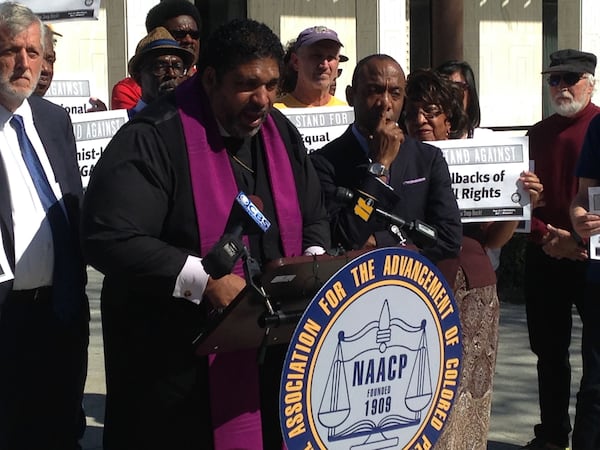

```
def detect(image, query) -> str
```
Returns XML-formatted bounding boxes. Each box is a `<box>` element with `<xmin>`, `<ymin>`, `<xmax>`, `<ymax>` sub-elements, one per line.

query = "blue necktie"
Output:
<box><xmin>11</xmin><ymin>114</ymin><xmax>82</xmax><ymax>323</ymax></box>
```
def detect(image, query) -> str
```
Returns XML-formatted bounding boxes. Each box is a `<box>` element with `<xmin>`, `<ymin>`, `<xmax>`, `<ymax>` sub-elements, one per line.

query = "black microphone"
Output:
<box><xmin>202</xmin><ymin>192</ymin><xmax>271</xmax><ymax>279</ymax></box>
<box><xmin>334</xmin><ymin>186</ymin><xmax>438</xmax><ymax>247</ymax></box>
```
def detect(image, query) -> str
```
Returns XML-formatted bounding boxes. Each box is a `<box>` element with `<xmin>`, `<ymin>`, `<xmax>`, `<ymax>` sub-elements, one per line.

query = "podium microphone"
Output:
<box><xmin>202</xmin><ymin>192</ymin><xmax>271</xmax><ymax>279</ymax></box>
<box><xmin>334</xmin><ymin>186</ymin><xmax>438</xmax><ymax>247</ymax></box>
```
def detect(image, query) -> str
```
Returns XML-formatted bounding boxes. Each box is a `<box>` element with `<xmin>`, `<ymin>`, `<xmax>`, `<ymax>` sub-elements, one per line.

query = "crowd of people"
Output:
<box><xmin>0</xmin><ymin>0</ymin><xmax>599</xmax><ymax>449</ymax></box>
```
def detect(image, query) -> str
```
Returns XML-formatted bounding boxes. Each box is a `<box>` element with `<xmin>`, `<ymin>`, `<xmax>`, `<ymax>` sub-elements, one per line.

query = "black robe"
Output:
<box><xmin>82</xmin><ymin>92</ymin><xmax>330</xmax><ymax>450</ymax></box>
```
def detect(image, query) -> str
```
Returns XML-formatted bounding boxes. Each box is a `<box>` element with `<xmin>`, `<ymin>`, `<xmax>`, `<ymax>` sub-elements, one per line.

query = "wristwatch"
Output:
<box><xmin>367</xmin><ymin>162</ymin><xmax>389</xmax><ymax>178</ymax></box>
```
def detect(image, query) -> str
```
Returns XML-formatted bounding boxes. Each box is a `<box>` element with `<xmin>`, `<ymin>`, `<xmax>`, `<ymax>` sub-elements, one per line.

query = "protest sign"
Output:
<box><xmin>277</xmin><ymin>105</ymin><xmax>354</xmax><ymax>153</ymax></box>
<box><xmin>435</xmin><ymin>136</ymin><xmax>531</xmax><ymax>223</ymax></box>
<box><xmin>21</xmin><ymin>0</ymin><xmax>101</xmax><ymax>21</ymax></box>
<box><xmin>44</xmin><ymin>79</ymin><xmax>94</xmax><ymax>115</ymax></box>
<box><xmin>44</xmin><ymin>74</ymin><xmax>102</xmax><ymax>116</ymax></box>
<box><xmin>71</xmin><ymin>109</ymin><xmax>128</xmax><ymax>187</ymax></box>
<box><xmin>588</xmin><ymin>186</ymin><xmax>600</xmax><ymax>260</ymax></box>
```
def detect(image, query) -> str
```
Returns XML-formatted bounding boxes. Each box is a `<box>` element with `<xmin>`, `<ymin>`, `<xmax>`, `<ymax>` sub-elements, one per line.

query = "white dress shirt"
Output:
<box><xmin>0</xmin><ymin>99</ymin><xmax>63</xmax><ymax>289</ymax></box>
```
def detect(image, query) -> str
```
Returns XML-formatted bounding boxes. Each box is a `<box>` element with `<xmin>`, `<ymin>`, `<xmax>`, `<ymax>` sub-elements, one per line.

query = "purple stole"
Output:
<box><xmin>176</xmin><ymin>76</ymin><xmax>302</xmax><ymax>449</ymax></box>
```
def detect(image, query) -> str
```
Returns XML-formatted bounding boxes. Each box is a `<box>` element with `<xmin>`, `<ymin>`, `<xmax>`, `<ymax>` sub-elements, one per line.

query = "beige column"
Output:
<box><xmin>431</xmin><ymin>0</ymin><xmax>463</xmax><ymax>68</ymax></box>
<box><xmin>105</xmin><ymin>0</ymin><xmax>159</xmax><ymax>108</ymax></box>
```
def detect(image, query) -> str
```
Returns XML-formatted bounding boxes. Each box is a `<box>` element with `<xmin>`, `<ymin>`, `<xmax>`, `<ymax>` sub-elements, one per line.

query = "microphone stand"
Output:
<box><xmin>202</xmin><ymin>230</ymin><xmax>306</xmax><ymax>363</ymax></box>
<box><xmin>239</xmin><ymin>245</ymin><xmax>304</xmax><ymax>364</ymax></box>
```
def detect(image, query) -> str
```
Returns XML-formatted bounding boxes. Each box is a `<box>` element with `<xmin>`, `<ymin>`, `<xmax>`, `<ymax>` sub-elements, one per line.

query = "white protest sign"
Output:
<box><xmin>44</xmin><ymin>78</ymin><xmax>96</xmax><ymax>116</ymax></box>
<box><xmin>434</xmin><ymin>136</ymin><xmax>531</xmax><ymax>223</ymax></box>
<box><xmin>277</xmin><ymin>105</ymin><xmax>354</xmax><ymax>153</ymax></box>
<box><xmin>21</xmin><ymin>0</ymin><xmax>101</xmax><ymax>21</ymax></box>
<box><xmin>588</xmin><ymin>186</ymin><xmax>600</xmax><ymax>260</ymax></box>
<box><xmin>71</xmin><ymin>109</ymin><xmax>128</xmax><ymax>187</ymax></box>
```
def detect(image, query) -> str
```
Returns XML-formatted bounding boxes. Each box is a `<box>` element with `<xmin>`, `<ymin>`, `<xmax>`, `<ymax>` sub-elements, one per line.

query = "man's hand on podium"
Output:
<box><xmin>204</xmin><ymin>273</ymin><xmax>246</xmax><ymax>310</ymax></box>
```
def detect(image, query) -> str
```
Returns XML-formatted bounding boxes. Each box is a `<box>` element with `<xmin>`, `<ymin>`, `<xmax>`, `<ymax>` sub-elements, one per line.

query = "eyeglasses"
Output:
<box><xmin>168</xmin><ymin>29</ymin><xmax>200</xmax><ymax>40</ymax></box>
<box><xmin>147</xmin><ymin>60</ymin><xmax>186</xmax><ymax>77</ymax></box>
<box><xmin>547</xmin><ymin>73</ymin><xmax>585</xmax><ymax>87</ymax></box>
<box><xmin>406</xmin><ymin>105</ymin><xmax>444</xmax><ymax>121</ymax></box>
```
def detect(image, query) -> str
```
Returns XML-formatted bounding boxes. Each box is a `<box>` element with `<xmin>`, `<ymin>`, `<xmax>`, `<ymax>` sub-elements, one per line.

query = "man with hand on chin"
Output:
<box><xmin>311</xmin><ymin>54</ymin><xmax>461</xmax><ymax>266</ymax></box>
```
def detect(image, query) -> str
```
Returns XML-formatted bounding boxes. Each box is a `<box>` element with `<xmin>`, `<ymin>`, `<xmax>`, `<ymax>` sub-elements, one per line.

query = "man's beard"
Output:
<box><xmin>0</xmin><ymin>73</ymin><xmax>38</xmax><ymax>105</ymax></box>
<box><xmin>551</xmin><ymin>92</ymin><xmax>586</xmax><ymax>117</ymax></box>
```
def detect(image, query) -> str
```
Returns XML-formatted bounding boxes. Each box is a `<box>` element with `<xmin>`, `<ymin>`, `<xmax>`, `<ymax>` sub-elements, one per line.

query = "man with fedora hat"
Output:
<box><xmin>127</xmin><ymin>26</ymin><xmax>194</xmax><ymax>117</ymax></box>
<box><xmin>275</xmin><ymin>25</ymin><xmax>348</xmax><ymax>108</ymax></box>
<box><xmin>111</xmin><ymin>0</ymin><xmax>202</xmax><ymax>110</ymax></box>
<box><xmin>522</xmin><ymin>48</ymin><xmax>599</xmax><ymax>450</ymax></box>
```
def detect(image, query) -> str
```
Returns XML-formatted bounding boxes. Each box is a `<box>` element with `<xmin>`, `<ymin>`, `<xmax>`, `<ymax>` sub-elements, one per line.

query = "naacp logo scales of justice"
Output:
<box><xmin>280</xmin><ymin>248</ymin><xmax>463</xmax><ymax>450</ymax></box>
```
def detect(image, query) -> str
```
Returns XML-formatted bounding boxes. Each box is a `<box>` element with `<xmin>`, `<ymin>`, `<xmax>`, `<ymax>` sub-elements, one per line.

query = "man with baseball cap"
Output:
<box><xmin>127</xmin><ymin>26</ymin><xmax>194</xmax><ymax>117</ymax></box>
<box><xmin>274</xmin><ymin>25</ymin><xmax>348</xmax><ymax>107</ymax></box>
<box><xmin>522</xmin><ymin>48</ymin><xmax>599</xmax><ymax>450</ymax></box>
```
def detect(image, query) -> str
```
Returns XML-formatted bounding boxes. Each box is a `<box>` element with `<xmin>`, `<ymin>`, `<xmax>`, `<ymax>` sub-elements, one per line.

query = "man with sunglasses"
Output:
<box><xmin>126</xmin><ymin>27</ymin><xmax>194</xmax><ymax>118</ymax></box>
<box><xmin>522</xmin><ymin>49</ymin><xmax>599</xmax><ymax>450</ymax></box>
<box><xmin>111</xmin><ymin>0</ymin><xmax>201</xmax><ymax>110</ymax></box>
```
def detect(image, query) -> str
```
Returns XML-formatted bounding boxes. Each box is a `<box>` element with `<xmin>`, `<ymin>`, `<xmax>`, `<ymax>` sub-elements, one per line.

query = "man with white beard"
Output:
<box><xmin>521</xmin><ymin>49</ymin><xmax>599</xmax><ymax>450</ymax></box>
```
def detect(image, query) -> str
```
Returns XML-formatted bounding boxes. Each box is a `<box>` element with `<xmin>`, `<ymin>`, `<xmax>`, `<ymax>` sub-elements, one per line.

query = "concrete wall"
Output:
<box><xmin>248</xmin><ymin>0</ymin><xmax>359</xmax><ymax>102</ymax></box>
<box><xmin>46</xmin><ymin>0</ymin><xmax>599</xmax><ymax>124</ymax></box>
<box><xmin>578</xmin><ymin>0</ymin><xmax>600</xmax><ymax>105</ymax></box>
<box><xmin>248</xmin><ymin>0</ymin><xmax>409</xmax><ymax>100</ymax></box>
<box><xmin>465</xmin><ymin>1</ymin><xmax>543</xmax><ymax>128</ymax></box>
<box><xmin>48</xmin><ymin>7</ymin><xmax>110</xmax><ymax>106</ymax></box>
<box><xmin>464</xmin><ymin>0</ymin><xmax>600</xmax><ymax>127</ymax></box>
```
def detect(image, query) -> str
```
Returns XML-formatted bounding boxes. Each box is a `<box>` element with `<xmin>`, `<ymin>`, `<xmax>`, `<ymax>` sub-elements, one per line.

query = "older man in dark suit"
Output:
<box><xmin>311</xmin><ymin>54</ymin><xmax>462</xmax><ymax>266</ymax></box>
<box><xmin>0</xmin><ymin>3</ymin><xmax>88</xmax><ymax>449</ymax></box>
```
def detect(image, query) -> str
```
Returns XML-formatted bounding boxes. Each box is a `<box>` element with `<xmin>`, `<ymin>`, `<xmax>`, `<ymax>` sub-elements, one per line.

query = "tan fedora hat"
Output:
<box><xmin>128</xmin><ymin>26</ymin><xmax>195</xmax><ymax>76</ymax></box>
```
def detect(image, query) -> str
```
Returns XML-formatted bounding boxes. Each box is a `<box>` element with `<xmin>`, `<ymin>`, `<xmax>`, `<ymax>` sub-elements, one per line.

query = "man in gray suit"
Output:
<box><xmin>0</xmin><ymin>3</ymin><xmax>88</xmax><ymax>449</ymax></box>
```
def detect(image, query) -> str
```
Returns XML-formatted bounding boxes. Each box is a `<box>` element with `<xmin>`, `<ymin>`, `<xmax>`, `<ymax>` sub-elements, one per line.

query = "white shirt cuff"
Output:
<box><xmin>172</xmin><ymin>255</ymin><xmax>209</xmax><ymax>305</ymax></box>
<box><xmin>304</xmin><ymin>246</ymin><xmax>326</xmax><ymax>256</ymax></box>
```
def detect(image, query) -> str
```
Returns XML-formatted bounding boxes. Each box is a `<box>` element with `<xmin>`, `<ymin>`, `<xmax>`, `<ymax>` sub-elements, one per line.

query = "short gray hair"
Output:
<box><xmin>0</xmin><ymin>2</ymin><xmax>44</xmax><ymax>47</ymax></box>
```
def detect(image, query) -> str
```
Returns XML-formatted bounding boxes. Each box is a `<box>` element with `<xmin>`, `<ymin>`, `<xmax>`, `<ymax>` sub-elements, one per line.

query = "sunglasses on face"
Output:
<box><xmin>547</xmin><ymin>72</ymin><xmax>585</xmax><ymax>87</ymax></box>
<box><xmin>168</xmin><ymin>29</ymin><xmax>200</xmax><ymax>40</ymax></box>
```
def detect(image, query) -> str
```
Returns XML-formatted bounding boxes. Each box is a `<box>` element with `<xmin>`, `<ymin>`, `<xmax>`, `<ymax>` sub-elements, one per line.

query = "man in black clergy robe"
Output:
<box><xmin>311</xmin><ymin>54</ymin><xmax>461</xmax><ymax>266</ymax></box>
<box><xmin>82</xmin><ymin>19</ymin><xmax>330</xmax><ymax>450</ymax></box>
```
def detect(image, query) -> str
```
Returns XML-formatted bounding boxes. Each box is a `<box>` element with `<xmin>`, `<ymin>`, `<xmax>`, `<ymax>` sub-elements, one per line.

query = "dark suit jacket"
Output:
<box><xmin>311</xmin><ymin>126</ymin><xmax>462</xmax><ymax>264</ymax></box>
<box><xmin>0</xmin><ymin>95</ymin><xmax>87</xmax><ymax>317</ymax></box>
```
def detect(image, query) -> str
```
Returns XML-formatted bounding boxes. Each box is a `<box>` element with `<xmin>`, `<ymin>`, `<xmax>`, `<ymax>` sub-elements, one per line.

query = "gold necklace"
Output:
<box><xmin>229</xmin><ymin>152</ymin><xmax>255</xmax><ymax>174</ymax></box>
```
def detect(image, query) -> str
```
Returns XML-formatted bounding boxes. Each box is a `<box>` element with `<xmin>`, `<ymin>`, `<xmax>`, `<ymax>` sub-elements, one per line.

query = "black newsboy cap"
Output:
<box><xmin>542</xmin><ymin>49</ymin><xmax>597</xmax><ymax>74</ymax></box>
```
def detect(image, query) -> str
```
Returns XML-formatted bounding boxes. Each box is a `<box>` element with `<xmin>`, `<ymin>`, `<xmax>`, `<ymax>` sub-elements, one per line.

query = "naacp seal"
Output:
<box><xmin>280</xmin><ymin>247</ymin><xmax>462</xmax><ymax>450</ymax></box>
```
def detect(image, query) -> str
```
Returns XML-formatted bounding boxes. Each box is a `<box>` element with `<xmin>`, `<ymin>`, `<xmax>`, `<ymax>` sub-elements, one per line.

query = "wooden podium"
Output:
<box><xmin>193</xmin><ymin>250</ymin><xmax>365</xmax><ymax>355</ymax></box>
